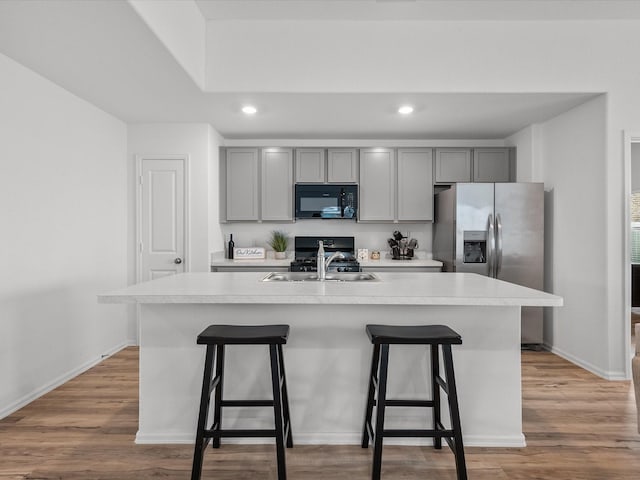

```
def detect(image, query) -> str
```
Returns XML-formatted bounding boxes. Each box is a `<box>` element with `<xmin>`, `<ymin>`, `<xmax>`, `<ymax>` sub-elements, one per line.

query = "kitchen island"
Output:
<box><xmin>98</xmin><ymin>272</ymin><xmax>562</xmax><ymax>447</ymax></box>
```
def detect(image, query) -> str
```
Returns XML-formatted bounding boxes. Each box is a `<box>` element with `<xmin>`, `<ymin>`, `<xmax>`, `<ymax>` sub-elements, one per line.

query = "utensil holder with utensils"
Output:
<box><xmin>388</xmin><ymin>231</ymin><xmax>418</xmax><ymax>260</ymax></box>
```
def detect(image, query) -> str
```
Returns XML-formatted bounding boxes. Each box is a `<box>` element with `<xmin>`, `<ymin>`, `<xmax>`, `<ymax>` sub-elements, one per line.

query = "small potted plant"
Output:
<box><xmin>268</xmin><ymin>230</ymin><xmax>289</xmax><ymax>259</ymax></box>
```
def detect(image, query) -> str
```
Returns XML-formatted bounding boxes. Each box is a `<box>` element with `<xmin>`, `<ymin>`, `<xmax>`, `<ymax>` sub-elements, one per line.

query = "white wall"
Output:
<box><xmin>127</xmin><ymin>123</ymin><xmax>221</xmax><ymax>281</ymax></box>
<box><xmin>505</xmin><ymin>124</ymin><xmax>545</xmax><ymax>183</ymax></box>
<box><xmin>208</xmin><ymin>125</ymin><xmax>225</xmax><ymax>254</ymax></box>
<box><xmin>205</xmin><ymin>20</ymin><xmax>636</xmax><ymax>93</ymax></box>
<box><xmin>538</xmin><ymin>96</ymin><xmax>610</xmax><ymax>375</ymax></box>
<box><xmin>0</xmin><ymin>53</ymin><xmax>129</xmax><ymax>418</ymax></box>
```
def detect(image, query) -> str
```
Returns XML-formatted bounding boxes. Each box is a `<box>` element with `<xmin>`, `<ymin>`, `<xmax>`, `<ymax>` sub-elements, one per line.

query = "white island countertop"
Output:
<box><xmin>98</xmin><ymin>271</ymin><xmax>562</xmax><ymax>307</ymax></box>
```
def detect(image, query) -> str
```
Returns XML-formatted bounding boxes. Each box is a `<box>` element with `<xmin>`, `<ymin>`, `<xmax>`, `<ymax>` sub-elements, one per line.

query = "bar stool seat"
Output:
<box><xmin>191</xmin><ymin>324</ymin><xmax>293</xmax><ymax>480</ymax></box>
<box><xmin>362</xmin><ymin>324</ymin><xmax>467</xmax><ymax>480</ymax></box>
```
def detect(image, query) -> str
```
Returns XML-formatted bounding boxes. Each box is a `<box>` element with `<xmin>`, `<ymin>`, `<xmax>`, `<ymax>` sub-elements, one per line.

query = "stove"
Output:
<box><xmin>289</xmin><ymin>236</ymin><xmax>361</xmax><ymax>272</ymax></box>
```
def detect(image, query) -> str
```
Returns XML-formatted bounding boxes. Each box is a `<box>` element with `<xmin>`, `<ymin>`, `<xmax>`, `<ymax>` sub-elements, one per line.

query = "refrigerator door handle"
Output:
<box><xmin>495</xmin><ymin>213</ymin><xmax>503</xmax><ymax>278</ymax></box>
<box><xmin>487</xmin><ymin>214</ymin><xmax>495</xmax><ymax>277</ymax></box>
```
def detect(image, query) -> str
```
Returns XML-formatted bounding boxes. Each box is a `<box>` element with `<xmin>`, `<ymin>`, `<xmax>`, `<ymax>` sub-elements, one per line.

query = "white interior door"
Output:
<box><xmin>138</xmin><ymin>156</ymin><xmax>188</xmax><ymax>282</ymax></box>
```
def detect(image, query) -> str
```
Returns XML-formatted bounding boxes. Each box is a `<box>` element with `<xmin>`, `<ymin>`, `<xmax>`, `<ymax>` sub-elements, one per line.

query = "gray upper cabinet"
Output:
<box><xmin>435</xmin><ymin>147</ymin><xmax>514</xmax><ymax>183</ymax></box>
<box><xmin>295</xmin><ymin>148</ymin><xmax>358</xmax><ymax>183</ymax></box>
<box><xmin>262</xmin><ymin>148</ymin><xmax>293</xmax><ymax>221</ymax></box>
<box><xmin>473</xmin><ymin>148</ymin><xmax>512</xmax><ymax>182</ymax></box>
<box><xmin>295</xmin><ymin>148</ymin><xmax>325</xmax><ymax>183</ymax></box>
<box><xmin>359</xmin><ymin>148</ymin><xmax>396</xmax><ymax>221</ymax></box>
<box><xmin>434</xmin><ymin>148</ymin><xmax>472</xmax><ymax>183</ymax></box>
<box><xmin>327</xmin><ymin>148</ymin><xmax>358</xmax><ymax>183</ymax></box>
<box><xmin>224</xmin><ymin>144</ymin><xmax>512</xmax><ymax>223</ymax></box>
<box><xmin>397</xmin><ymin>148</ymin><xmax>433</xmax><ymax>221</ymax></box>
<box><xmin>223</xmin><ymin>147</ymin><xmax>293</xmax><ymax>222</ymax></box>
<box><xmin>226</xmin><ymin>148</ymin><xmax>259</xmax><ymax>221</ymax></box>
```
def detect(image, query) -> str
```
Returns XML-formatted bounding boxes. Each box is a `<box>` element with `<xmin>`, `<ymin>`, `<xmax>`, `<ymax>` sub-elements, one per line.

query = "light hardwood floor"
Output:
<box><xmin>1</xmin><ymin>347</ymin><xmax>639</xmax><ymax>479</ymax></box>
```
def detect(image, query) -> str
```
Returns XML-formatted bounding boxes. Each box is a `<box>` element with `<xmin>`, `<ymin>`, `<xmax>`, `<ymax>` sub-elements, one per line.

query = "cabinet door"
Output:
<box><xmin>262</xmin><ymin>148</ymin><xmax>293</xmax><ymax>221</ymax></box>
<box><xmin>295</xmin><ymin>148</ymin><xmax>325</xmax><ymax>183</ymax></box>
<box><xmin>327</xmin><ymin>148</ymin><xmax>358</xmax><ymax>183</ymax></box>
<box><xmin>473</xmin><ymin>148</ymin><xmax>512</xmax><ymax>182</ymax></box>
<box><xmin>226</xmin><ymin>148</ymin><xmax>259</xmax><ymax>221</ymax></box>
<box><xmin>397</xmin><ymin>148</ymin><xmax>433</xmax><ymax>221</ymax></box>
<box><xmin>434</xmin><ymin>148</ymin><xmax>472</xmax><ymax>183</ymax></box>
<box><xmin>359</xmin><ymin>148</ymin><xmax>395</xmax><ymax>221</ymax></box>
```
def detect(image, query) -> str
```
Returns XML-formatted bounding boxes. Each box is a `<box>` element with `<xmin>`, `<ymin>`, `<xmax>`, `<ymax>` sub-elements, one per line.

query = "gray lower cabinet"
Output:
<box><xmin>262</xmin><ymin>148</ymin><xmax>293</xmax><ymax>221</ymax></box>
<box><xmin>473</xmin><ymin>148</ymin><xmax>512</xmax><ymax>182</ymax></box>
<box><xmin>397</xmin><ymin>148</ymin><xmax>433</xmax><ymax>221</ymax></box>
<box><xmin>226</xmin><ymin>148</ymin><xmax>260</xmax><ymax>221</ymax></box>
<box><xmin>359</xmin><ymin>148</ymin><xmax>396</xmax><ymax>221</ymax></box>
<box><xmin>211</xmin><ymin>266</ymin><xmax>288</xmax><ymax>272</ymax></box>
<box><xmin>361</xmin><ymin>266</ymin><xmax>442</xmax><ymax>273</ymax></box>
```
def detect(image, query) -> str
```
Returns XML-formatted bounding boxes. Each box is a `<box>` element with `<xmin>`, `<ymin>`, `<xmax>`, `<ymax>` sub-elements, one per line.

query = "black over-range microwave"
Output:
<box><xmin>294</xmin><ymin>184</ymin><xmax>358</xmax><ymax>219</ymax></box>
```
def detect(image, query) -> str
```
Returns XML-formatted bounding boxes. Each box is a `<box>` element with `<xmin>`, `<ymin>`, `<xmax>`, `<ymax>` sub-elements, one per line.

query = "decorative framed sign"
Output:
<box><xmin>233</xmin><ymin>247</ymin><xmax>266</xmax><ymax>259</ymax></box>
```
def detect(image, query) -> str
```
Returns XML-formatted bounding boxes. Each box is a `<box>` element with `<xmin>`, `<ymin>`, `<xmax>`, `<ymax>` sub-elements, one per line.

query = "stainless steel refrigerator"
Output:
<box><xmin>433</xmin><ymin>183</ymin><xmax>544</xmax><ymax>344</ymax></box>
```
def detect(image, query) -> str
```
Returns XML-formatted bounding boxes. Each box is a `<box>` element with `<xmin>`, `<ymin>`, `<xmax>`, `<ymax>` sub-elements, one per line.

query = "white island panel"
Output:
<box><xmin>138</xmin><ymin>303</ymin><xmax>522</xmax><ymax>447</ymax></box>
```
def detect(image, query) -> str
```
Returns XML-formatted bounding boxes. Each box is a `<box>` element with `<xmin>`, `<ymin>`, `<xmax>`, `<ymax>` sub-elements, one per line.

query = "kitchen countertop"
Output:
<box><xmin>210</xmin><ymin>251</ymin><xmax>292</xmax><ymax>268</ymax></box>
<box><xmin>359</xmin><ymin>255</ymin><xmax>442</xmax><ymax>268</ymax></box>
<box><xmin>210</xmin><ymin>251</ymin><xmax>443</xmax><ymax>269</ymax></box>
<box><xmin>98</xmin><ymin>271</ymin><xmax>562</xmax><ymax>307</ymax></box>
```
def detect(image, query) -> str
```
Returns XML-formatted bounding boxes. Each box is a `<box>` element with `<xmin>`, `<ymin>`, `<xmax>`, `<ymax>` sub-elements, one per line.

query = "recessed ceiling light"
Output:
<box><xmin>398</xmin><ymin>105</ymin><xmax>414</xmax><ymax>115</ymax></box>
<box><xmin>242</xmin><ymin>105</ymin><xmax>257</xmax><ymax>115</ymax></box>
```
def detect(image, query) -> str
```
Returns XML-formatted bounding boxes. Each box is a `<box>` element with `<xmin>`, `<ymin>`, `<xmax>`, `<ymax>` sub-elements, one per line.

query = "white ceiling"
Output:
<box><xmin>0</xmin><ymin>1</ymin><xmax>610</xmax><ymax>140</ymax></box>
<box><xmin>204</xmin><ymin>92</ymin><xmax>599</xmax><ymax>140</ymax></box>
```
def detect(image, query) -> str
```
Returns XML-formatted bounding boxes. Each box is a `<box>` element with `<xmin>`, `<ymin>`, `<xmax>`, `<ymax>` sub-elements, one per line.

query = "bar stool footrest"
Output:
<box><xmin>384</xmin><ymin>399</ymin><xmax>435</xmax><ymax>407</ymax></box>
<box><xmin>204</xmin><ymin>428</ymin><xmax>278</xmax><ymax>438</ymax></box>
<box><xmin>220</xmin><ymin>399</ymin><xmax>274</xmax><ymax>407</ymax></box>
<box><xmin>383</xmin><ymin>428</ymin><xmax>456</xmax><ymax>438</ymax></box>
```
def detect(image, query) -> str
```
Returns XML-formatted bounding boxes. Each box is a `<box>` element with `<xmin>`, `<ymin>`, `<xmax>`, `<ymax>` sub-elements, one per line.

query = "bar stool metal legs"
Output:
<box><xmin>361</xmin><ymin>324</ymin><xmax>467</xmax><ymax>480</ymax></box>
<box><xmin>442</xmin><ymin>344</ymin><xmax>466</xmax><ymax>477</ymax></box>
<box><xmin>191</xmin><ymin>325</ymin><xmax>292</xmax><ymax>480</ymax></box>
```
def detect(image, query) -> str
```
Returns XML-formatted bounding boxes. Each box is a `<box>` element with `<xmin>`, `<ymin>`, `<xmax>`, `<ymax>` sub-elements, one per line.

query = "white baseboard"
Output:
<box><xmin>0</xmin><ymin>341</ymin><xmax>132</xmax><ymax>420</ymax></box>
<box><xmin>543</xmin><ymin>343</ymin><xmax>628</xmax><ymax>380</ymax></box>
<box><xmin>135</xmin><ymin>431</ymin><xmax>525</xmax><ymax>448</ymax></box>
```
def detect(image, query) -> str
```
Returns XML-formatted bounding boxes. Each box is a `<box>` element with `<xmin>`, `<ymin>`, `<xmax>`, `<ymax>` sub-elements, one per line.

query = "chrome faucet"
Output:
<box><xmin>317</xmin><ymin>241</ymin><xmax>326</xmax><ymax>279</ymax></box>
<box><xmin>322</xmin><ymin>252</ymin><xmax>346</xmax><ymax>280</ymax></box>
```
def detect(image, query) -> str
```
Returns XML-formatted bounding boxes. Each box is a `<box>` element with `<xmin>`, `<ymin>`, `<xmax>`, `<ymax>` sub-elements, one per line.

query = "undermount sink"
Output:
<box><xmin>262</xmin><ymin>272</ymin><xmax>380</xmax><ymax>282</ymax></box>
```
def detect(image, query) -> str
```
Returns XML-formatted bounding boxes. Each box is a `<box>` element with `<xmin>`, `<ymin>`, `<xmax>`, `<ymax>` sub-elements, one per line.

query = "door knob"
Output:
<box><xmin>174</xmin><ymin>258</ymin><xmax>183</xmax><ymax>264</ymax></box>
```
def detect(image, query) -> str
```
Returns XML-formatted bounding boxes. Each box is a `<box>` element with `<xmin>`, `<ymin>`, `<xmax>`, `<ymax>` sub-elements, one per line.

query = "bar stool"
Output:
<box><xmin>191</xmin><ymin>324</ymin><xmax>293</xmax><ymax>480</ymax></box>
<box><xmin>361</xmin><ymin>324</ymin><xmax>467</xmax><ymax>480</ymax></box>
